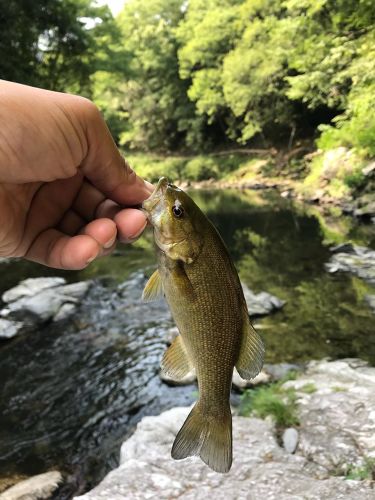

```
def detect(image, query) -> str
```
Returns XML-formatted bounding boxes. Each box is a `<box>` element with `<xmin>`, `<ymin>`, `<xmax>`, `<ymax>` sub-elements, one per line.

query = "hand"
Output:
<box><xmin>0</xmin><ymin>80</ymin><xmax>153</xmax><ymax>269</ymax></box>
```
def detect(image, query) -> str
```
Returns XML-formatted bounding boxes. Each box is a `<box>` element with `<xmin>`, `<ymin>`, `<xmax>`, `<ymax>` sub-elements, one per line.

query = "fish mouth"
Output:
<box><xmin>142</xmin><ymin>177</ymin><xmax>169</xmax><ymax>215</ymax></box>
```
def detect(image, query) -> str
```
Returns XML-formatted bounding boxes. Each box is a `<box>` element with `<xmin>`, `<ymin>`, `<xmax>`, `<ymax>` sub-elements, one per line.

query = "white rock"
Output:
<box><xmin>0</xmin><ymin>471</ymin><xmax>62</xmax><ymax>500</ymax></box>
<box><xmin>232</xmin><ymin>368</ymin><xmax>270</xmax><ymax>389</ymax></box>
<box><xmin>241</xmin><ymin>282</ymin><xmax>285</xmax><ymax>316</ymax></box>
<box><xmin>2</xmin><ymin>278</ymin><xmax>66</xmax><ymax>303</ymax></box>
<box><xmin>0</xmin><ymin>279</ymin><xmax>92</xmax><ymax>324</ymax></box>
<box><xmin>0</xmin><ymin>318</ymin><xmax>23</xmax><ymax>339</ymax></box>
<box><xmin>282</xmin><ymin>428</ymin><xmax>299</xmax><ymax>454</ymax></box>
<box><xmin>75</xmin><ymin>400</ymin><xmax>373</xmax><ymax>500</ymax></box>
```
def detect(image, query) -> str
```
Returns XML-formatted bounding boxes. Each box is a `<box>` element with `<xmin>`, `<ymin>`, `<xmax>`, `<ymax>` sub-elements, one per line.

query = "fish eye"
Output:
<box><xmin>172</xmin><ymin>204</ymin><xmax>184</xmax><ymax>218</ymax></box>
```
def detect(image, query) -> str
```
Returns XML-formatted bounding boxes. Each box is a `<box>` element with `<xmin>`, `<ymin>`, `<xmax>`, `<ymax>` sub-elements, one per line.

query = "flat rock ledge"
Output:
<box><xmin>0</xmin><ymin>277</ymin><xmax>91</xmax><ymax>339</ymax></box>
<box><xmin>326</xmin><ymin>244</ymin><xmax>375</xmax><ymax>285</ymax></box>
<box><xmin>76</xmin><ymin>359</ymin><xmax>375</xmax><ymax>500</ymax></box>
<box><xmin>0</xmin><ymin>471</ymin><xmax>62</xmax><ymax>500</ymax></box>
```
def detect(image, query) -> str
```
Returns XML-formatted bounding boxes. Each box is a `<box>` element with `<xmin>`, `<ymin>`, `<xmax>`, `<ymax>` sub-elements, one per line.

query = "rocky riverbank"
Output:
<box><xmin>76</xmin><ymin>358</ymin><xmax>375</xmax><ymax>500</ymax></box>
<box><xmin>177</xmin><ymin>148</ymin><xmax>375</xmax><ymax>223</ymax></box>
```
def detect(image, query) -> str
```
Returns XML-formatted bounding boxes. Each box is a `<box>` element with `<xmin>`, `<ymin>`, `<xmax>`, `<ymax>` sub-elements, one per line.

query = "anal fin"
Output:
<box><xmin>142</xmin><ymin>269</ymin><xmax>163</xmax><ymax>302</ymax></box>
<box><xmin>161</xmin><ymin>335</ymin><xmax>194</xmax><ymax>380</ymax></box>
<box><xmin>236</xmin><ymin>303</ymin><xmax>265</xmax><ymax>380</ymax></box>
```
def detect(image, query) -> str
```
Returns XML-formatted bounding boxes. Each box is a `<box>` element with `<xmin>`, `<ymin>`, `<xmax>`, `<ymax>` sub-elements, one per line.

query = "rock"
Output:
<box><xmin>241</xmin><ymin>282</ymin><xmax>285</xmax><ymax>316</ymax></box>
<box><xmin>282</xmin><ymin>428</ymin><xmax>299</xmax><ymax>454</ymax></box>
<box><xmin>362</xmin><ymin>162</ymin><xmax>375</xmax><ymax>176</ymax></box>
<box><xmin>325</xmin><ymin>244</ymin><xmax>375</xmax><ymax>285</ymax></box>
<box><xmin>163</xmin><ymin>326</ymin><xmax>179</xmax><ymax>345</ymax></box>
<box><xmin>159</xmin><ymin>370</ymin><xmax>196</xmax><ymax>386</ymax></box>
<box><xmin>365</xmin><ymin>295</ymin><xmax>375</xmax><ymax>313</ymax></box>
<box><xmin>75</xmin><ymin>378</ymin><xmax>374</xmax><ymax>500</ymax></box>
<box><xmin>330</xmin><ymin>243</ymin><xmax>356</xmax><ymax>254</ymax></box>
<box><xmin>2</xmin><ymin>277</ymin><xmax>66</xmax><ymax>303</ymax></box>
<box><xmin>232</xmin><ymin>368</ymin><xmax>270</xmax><ymax>389</ymax></box>
<box><xmin>160</xmin><ymin>366</ymin><xmax>270</xmax><ymax>389</ymax></box>
<box><xmin>0</xmin><ymin>318</ymin><xmax>24</xmax><ymax>339</ymax></box>
<box><xmin>321</xmin><ymin>147</ymin><xmax>355</xmax><ymax>180</ymax></box>
<box><xmin>0</xmin><ymin>278</ymin><xmax>92</xmax><ymax>325</ymax></box>
<box><xmin>0</xmin><ymin>471</ymin><xmax>62</xmax><ymax>500</ymax></box>
<box><xmin>354</xmin><ymin>201</ymin><xmax>375</xmax><ymax>218</ymax></box>
<box><xmin>263</xmin><ymin>363</ymin><xmax>302</xmax><ymax>381</ymax></box>
<box><xmin>283</xmin><ymin>359</ymin><xmax>375</xmax><ymax>474</ymax></box>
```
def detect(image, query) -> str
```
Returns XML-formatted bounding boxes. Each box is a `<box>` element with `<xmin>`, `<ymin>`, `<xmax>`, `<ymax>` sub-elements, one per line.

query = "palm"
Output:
<box><xmin>0</xmin><ymin>174</ymin><xmax>81</xmax><ymax>258</ymax></box>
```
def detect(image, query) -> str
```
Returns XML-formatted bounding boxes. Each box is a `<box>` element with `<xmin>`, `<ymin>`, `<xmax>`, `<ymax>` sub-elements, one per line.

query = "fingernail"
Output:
<box><xmin>103</xmin><ymin>234</ymin><xmax>117</xmax><ymax>249</ymax></box>
<box><xmin>86</xmin><ymin>254</ymin><xmax>97</xmax><ymax>265</ymax></box>
<box><xmin>124</xmin><ymin>221</ymin><xmax>147</xmax><ymax>243</ymax></box>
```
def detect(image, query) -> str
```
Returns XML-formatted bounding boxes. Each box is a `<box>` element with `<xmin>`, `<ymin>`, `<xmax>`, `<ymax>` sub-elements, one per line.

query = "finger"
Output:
<box><xmin>57</xmin><ymin>210</ymin><xmax>86</xmax><ymax>236</ymax></box>
<box><xmin>25</xmin><ymin>229</ymin><xmax>100</xmax><ymax>270</ymax></box>
<box><xmin>72</xmin><ymin>180</ymin><xmax>106</xmax><ymax>221</ymax></box>
<box><xmin>95</xmin><ymin>199</ymin><xmax>122</xmax><ymax>220</ymax></box>
<box><xmin>80</xmin><ymin>218</ymin><xmax>117</xmax><ymax>250</ymax></box>
<box><xmin>76</xmin><ymin>101</ymin><xmax>153</xmax><ymax>204</ymax></box>
<box><xmin>114</xmin><ymin>208</ymin><xmax>148</xmax><ymax>243</ymax></box>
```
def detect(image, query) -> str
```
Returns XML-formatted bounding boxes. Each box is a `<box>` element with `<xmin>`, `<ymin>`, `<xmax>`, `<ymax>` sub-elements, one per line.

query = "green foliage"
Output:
<box><xmin>0</xmin><ymin>0</ymin><xmax>116</xmax><ymax>93</ymax></box>
<box><xmin>185</xmin><ymin>157</ymin><xmax>219</xmax><ymax>181</ymax></box>
<box><xmin>127</xmin><ymin>152</ymin><xmax>250</xmax><ymax>183</ymax></box>
<box><xmin>240</xmin><ymin>381</ymin><xmax>299</xmax><ymax>427</ymax></box>
<box><xmin>344</xmin><ymin>171</ymin><xmax>366</xmax><ymax>190</ymax></box>
<box><xmin>345</xmin><ymin>458</ymin><xmax>375</xmax><ymax>481</ymax></box>
<box><xmin>3</xmin><ymin>0</ymin><xmax>375</xmax><ymax>155</ymax></box>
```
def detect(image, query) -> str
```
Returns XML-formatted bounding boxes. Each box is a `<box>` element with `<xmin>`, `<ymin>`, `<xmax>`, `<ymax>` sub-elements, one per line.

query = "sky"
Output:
<box><xmin>96</xmin><ymin>0</ymin><xmax>126</xmax><ymax>16</ymax></box>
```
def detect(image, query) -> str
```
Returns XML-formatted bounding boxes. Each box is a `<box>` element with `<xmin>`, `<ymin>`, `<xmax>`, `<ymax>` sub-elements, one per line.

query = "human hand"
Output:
<box><xmin>0</xmin><ymin>80</ymin><xmax>153</xmax><ymax>269</ymax></box>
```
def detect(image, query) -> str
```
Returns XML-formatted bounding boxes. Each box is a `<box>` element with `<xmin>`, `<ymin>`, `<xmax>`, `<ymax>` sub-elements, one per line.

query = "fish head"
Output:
<box><xmin>142</xmin><ymin>177</ymin><xmax>204</xmax><ymax>264</ymax></box>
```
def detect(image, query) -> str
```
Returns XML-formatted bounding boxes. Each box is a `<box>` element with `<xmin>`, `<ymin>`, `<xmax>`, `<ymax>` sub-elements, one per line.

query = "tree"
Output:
<box><xmin>0</xmin><ymin>0</ymin><xmax>115</xmax><ymax>93</ymax></box>
<box><xmin>114</xmin><ymin>0</ymin><xmax>202</xmax><ymax>151</ymax></box>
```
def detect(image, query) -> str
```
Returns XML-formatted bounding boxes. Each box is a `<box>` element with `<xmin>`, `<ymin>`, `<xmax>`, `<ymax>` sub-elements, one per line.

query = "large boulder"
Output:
<box><xmin>0</xmin><ymin>278</ymin><xmax>91</xmax><ymax>339</ymax></box>
<box><xmin>241</xmin><ymin>282</ymin><xmax>286</xmax><ymax>316</ymax></box>
<box><xmin>326</xmin><ymin>244</ymin><xmax>375</xmax><ymax>285</ymax></box>
<box><xmin>75</xmin><ymin>359</ymin><xmax>375</xmax><ymax>500</ymax></box>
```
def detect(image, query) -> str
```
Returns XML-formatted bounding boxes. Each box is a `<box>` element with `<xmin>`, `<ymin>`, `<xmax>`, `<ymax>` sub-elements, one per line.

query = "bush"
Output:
<box><xmin>185</xmin><ymin>157</ymin><xmax>219</xmax><ymax>181</ymax></box>
<box><xmin>240</xmin><ymin>381</ymin><xmax>299</xmax><ymax>427</ymax></box>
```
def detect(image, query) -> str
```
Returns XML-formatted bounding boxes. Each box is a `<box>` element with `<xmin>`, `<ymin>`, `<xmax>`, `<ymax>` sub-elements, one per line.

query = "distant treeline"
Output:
<box><xmin>1</xmin><ymin>0</ymin><xmax>374</xmax><ymax>154</ymax></box>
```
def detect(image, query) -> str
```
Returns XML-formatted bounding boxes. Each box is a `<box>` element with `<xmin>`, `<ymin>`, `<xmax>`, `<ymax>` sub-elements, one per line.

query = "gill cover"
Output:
<box><xmin>143</xmin><ymin>178</ymin><xmax>203</xmax><ymax>264</ymax></box>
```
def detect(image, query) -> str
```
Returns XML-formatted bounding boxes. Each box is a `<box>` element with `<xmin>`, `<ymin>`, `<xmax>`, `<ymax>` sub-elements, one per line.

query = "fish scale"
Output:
<box><xmin>142</xmin><ymin>177</ymin><xmax>264</xmax><ymax>472</ymax></box>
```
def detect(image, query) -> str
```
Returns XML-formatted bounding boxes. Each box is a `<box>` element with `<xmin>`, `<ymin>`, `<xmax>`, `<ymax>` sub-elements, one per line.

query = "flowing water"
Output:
<box><xmin>0</xmin><ymin>189</ymin><xmax>374</xmax><ymax>498</ymax></box>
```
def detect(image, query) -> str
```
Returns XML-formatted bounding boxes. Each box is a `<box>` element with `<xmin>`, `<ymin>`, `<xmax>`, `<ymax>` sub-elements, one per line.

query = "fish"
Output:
<box><xmin>142</xmin><ymin>177</ymin><xmax>264</xmax><ymax>473</ymax></box>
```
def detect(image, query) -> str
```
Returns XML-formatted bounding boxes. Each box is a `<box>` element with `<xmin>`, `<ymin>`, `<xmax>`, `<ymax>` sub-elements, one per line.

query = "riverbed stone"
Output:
<box><xmin>282</xmin><ymin>428</ymin><xmax>299</xmax><ymax>454</ymax></box>
<box><xmin>75</xmin><ymin>359</ymin><xmax>375</xmax><ymax>500</ymax></box>
<box><xmin>365</xmin><ymin>295</ymin><xmax>375</xmax><ymax>313</ymax></box>
<box><xmin>0</xmin><ymin>471</ymin><xmax>62</xmax><ymax>500</ymax></box>
<box><xmin>232</xmin><ymin>367</ymin><xmax>270</xmax><ymax>389</ymax></box>
<box><xmin>325</xmin><ymin>244</ymin><xmax>375</xmax><ymax>285</ymax></box>
<box><xmin>241</xmin><ymin>282</ymin><xmax>285</xmax><ymax>316</ymax></box>
<box><xmin>0</xmin><ymin>278</ymin><xmax>92</xmax><ymax>326</ymax></box>
<box><xmin>0</xmin><ymin>318</ymin><xmax>24</xmax><ymax>340</ymax></box>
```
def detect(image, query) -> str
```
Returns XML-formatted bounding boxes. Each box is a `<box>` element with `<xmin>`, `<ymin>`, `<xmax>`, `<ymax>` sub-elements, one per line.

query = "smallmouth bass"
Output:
<box><xmin>142</xmin><ymin>178</ymin><xmax>264</xmax><ymax>473</ymax></box>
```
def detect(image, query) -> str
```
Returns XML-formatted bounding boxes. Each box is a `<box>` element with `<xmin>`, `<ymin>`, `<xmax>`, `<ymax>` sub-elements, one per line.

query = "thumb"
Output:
<box><xmin>78</xmin><ymin>100</ymin><xmax>153</xmax><ymax>205</ymax></box>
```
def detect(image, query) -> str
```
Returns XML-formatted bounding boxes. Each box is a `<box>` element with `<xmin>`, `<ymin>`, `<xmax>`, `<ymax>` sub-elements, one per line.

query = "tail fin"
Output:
<box><xmin>171</xmin><ymin>402</ymin><xmax>232</xmax><ymax>473</ymax></box>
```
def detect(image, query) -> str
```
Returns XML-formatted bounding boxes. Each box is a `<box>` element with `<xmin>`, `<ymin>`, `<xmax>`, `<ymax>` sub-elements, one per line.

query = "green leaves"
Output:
<box><xmin>4</xmin><ymin>0</ymin><xmax>374</xmax><ymax>154</ymax></box>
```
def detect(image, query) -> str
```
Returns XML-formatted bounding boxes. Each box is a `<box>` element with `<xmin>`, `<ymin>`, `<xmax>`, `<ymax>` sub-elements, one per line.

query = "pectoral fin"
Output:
<box><xmin>142</xmin><ymin>269</ymin><xmax>163</xmax><ymax>302</ymax></box>
<box><xmin>236</xmin><ymin>304</ymin><xmax>265</xmax><ymax>380</ymax></box>
<box><xmin>161</xmin><ymin>335</ymin><xmax>195</xmax><ymax>380</ymax></box>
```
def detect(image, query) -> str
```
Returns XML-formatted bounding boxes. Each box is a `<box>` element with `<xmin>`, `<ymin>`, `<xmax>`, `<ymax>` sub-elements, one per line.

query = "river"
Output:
<box><xmin>0</xmin><ymin>188</ymin><xmax>374</xmax><ymax>498</ymax></box>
